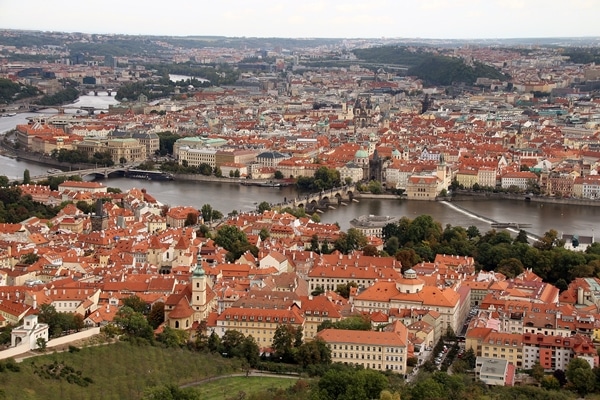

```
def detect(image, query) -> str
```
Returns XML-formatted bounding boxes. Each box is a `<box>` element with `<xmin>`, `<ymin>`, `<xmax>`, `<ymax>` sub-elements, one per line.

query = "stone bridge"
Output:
<box><xmin>272</xmin><ymin>184</ymin><xmax>358</xmax><ymax>212</ymax></box>
<box><xmin>32</xmin><ymin>166</ymin><xmax>129</xmax><ymax>181</ymax></box>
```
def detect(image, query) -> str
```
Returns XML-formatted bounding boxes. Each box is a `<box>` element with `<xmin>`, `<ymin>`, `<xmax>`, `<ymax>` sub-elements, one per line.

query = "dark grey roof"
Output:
<box><xmin>257</xmin><ymin>151</ymin><xmax>287</xmax><ymax>159</ymax></box>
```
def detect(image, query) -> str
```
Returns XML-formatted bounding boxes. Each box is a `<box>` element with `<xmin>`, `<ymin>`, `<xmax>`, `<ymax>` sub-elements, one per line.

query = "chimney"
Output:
<box><xmin>33</xmin><ymin>294</ymin><xmax>37</xmax><ymax>310</ymax></box>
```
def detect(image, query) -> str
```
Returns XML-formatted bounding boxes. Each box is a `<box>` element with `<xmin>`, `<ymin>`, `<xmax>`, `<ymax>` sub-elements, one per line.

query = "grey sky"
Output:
<box><xmin>1</xmin><ymin>0</ymin><xmax>599</xmax><ymax>39</ymax></box>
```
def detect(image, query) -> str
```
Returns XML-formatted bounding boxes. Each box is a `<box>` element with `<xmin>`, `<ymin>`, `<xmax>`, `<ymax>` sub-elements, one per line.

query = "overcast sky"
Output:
<box><xmin>1</xmin><ymin>0</ymin><xmax>599</xmax><ymax>39</ymax></box>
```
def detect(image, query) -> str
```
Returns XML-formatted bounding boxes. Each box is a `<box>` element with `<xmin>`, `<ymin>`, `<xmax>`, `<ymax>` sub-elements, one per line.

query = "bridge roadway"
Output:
<box><xmin>270</xmin><ymin>184</ymin><xmax>358</xmax><ymax>211</ymax></box>
<box><xmin>31</xmin><ymin>166</ymin><xmax>128</xmax><ymax>181</ymax></box>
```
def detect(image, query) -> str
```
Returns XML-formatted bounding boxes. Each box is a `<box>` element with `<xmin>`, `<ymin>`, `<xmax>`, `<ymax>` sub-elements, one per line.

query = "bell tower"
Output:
<box><xmin>191</xmin><ymin>252</ymin><xmax>207</xmax><ymax>319</ymax></box>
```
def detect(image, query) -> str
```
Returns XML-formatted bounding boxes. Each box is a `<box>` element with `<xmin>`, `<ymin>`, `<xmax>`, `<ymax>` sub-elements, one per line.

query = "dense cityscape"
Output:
<box><xmin>1</xmin><ymin>28</ymin><xmax>600</xmax><ymax>399</ymax></box>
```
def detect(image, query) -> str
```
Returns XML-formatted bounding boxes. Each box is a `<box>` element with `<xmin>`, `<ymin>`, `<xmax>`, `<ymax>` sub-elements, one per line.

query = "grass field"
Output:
<box><xmin>0</xmin><ymin>341</ymin><xmax>242</xmax><ymax>400</ymax></box>
<box><xmin>191</xmin><ymin>376</ymin><xmax>299</xmax><ymax>400</ymax></box>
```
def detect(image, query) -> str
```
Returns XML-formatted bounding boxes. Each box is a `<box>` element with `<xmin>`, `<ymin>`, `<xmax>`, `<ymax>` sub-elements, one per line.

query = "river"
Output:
<box><xmin>0</xmin><ymin>93</ymin><xmax>598</xmax><ymax>239</ymax></box>
<box><xmin>4</xmin><ymin>161</ymin><xmax>595</xmax><ymax>239</ymax></box>
<box><xmin>0</xmin><ymin>92</ymin><xmax>120</xmax><ymax>134</ymax></box>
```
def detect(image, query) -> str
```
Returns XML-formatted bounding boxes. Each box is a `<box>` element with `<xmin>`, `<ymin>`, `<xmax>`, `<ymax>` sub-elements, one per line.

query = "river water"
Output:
<box><xmin>0</xmin><ymin>92</ymin><xmax>120</xmax><ymax>134</ymax></box>
<box><xmin>0</xmin><ymin>156</ymin><xmax>597</xmax><ymax>238</ymax></box>
<box><xmin>0</xmin><ymin>94</ymin><xmax>597</xmax><ymax>239</ymax></box>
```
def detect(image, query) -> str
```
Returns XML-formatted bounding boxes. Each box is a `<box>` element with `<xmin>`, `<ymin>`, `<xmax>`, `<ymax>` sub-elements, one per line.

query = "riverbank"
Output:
<box><xmin>2</xmin><ymin>147</ymin><xmax>600</xmax><ymax>210</ymax></box>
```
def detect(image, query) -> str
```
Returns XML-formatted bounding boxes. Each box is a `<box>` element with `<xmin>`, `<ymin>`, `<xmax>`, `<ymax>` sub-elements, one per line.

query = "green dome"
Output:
<box><xmin>193</xmin><ymin>253</ymin><xmax>205</xmax><ymax>277</ymax></box>
<box><xmin>355</xmin><ymin>148</ymin><xmax>369</xmax><ymax>159</ymax></box>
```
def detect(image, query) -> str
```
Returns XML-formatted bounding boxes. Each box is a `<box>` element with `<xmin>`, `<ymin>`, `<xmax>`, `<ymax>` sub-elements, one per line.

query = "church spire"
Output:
<box><xmin>193</xmin><ymin>252</ymin><xmax>205</xmax><ymax>277</ymax></box>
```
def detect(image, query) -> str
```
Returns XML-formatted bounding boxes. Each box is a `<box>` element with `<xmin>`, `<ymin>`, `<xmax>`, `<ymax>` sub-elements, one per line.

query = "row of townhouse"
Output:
<box><xmin>467</xmin><ymin>328</ymin><xmax>598</xmax><ymax>372</ymax></box>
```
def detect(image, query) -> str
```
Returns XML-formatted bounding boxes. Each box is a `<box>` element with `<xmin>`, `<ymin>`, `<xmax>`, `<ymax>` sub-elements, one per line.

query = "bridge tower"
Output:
<box><xmin>91</xmin><ymin>199</ymin><xmax>108</xmax><ymax>231</ymax></box>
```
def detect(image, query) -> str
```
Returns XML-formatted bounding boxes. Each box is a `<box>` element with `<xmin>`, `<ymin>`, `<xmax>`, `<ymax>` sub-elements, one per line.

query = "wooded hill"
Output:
<box><xmin>352</xmin><ymin>46</ymin><xmax>509</xmax><ymax>86</ymax></box>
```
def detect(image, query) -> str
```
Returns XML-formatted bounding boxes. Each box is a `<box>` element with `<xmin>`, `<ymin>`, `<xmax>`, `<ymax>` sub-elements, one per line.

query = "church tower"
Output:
<box><xmin>191</xmin><ymin>252</ymin><xmax>207</xmax><ymax>320</ymax></box>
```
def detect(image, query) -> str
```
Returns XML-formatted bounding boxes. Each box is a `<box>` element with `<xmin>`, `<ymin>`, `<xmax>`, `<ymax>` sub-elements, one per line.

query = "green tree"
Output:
<box><xmin>221</xmin><ymin>329</ymin><xmax>246</xmax><ymax>357</ymax></box>
<box><xmin>20</xmin><ymin>252</ymin><xmax>39</xmax><ymax>265</ymax></box>
<box><xmin>207</xmin><ymin>331</ymin><xmax>222</xmax><ymax>353</ymax></box>
<box><xmin>335</xmin><ymin>281</ymin><xmax>358</xmax><ymax>299</ymax></box>
<box><xmin>362</xmin><ymin>244</ymin><xmax>378</xmax><ymax>256</ymax></box>
<box><xmin>357</xmin><ymin>369</ymin><xmax>388</xmax><ymax>400</ymax></box>
<box><xmin>462</xmin><ymin>348</ymin><xmax>476</xmax><ymax>369</ymax></box>
<box><xmin>384</xmin><ymin>236</ymin><xmax>399</xmax><ymax>256</ymax></box>
<box><xmin>368</xmin><ymin>180</ymin><xmax>383</xmax><ymax>194</ymax></box>
<box><xmin>406</xmin><ymin>214</ymin><xmax>442</xmax><ymax>246</ymax></box>
<box><xmin>531</xmin><ymin>362</ymin><xmax>544</xmax><ymax>381</ymax></box>
<box><xmin>147</xmin><ymin>302</ymin><xmax>165</xmax><ymax>329</ymax></box>
<box><xmin>198</xmin><ymin>163</ymin><xmax>212</xmax><ymax>176</ymax></box>
<box><xmin>122</xmin><ymin>295</ymin><xmax>148</xmax><ymax>313</ymax></box>
<box><xmin>0</xmin><ymin>175</ymin><xmax>9</xmax><ymax>187</ymax></box>
<box><xmin>317</xmin><ymin>368</ymin><xmax>356</xmax><ymax>400</ymax></box>
<box><xmin>272</xmin><ymin>325</ymin><xmax>301</xmax><ymax>363</ymax></box>
<box><xmin>23</xmin><ymin>169</ymin><xmax>31</xmax><ymax>184</ymax></box>
<box><xmin>0</xmin><ymin>324</ymin><xmax>14</xmax><ymax>345</ymax></box>
<box><xmin>318</xmin><ymin>315</ymin><xmax>371</xmax><ymax>332</ymax></box>
<box><xmin>200</xmin><ymin>204</ymin><xmax>213</xmax><ymax>223</ymax></box>
<box><xmin>214</xmin><ymin>225</ymin><xmax>257</xmax><ymax>262</ymax></box>
<box><xmin>114</xmin><ymin>306</ymin><xmax>154</xmax><ymax>343</ymax></box>
<box><xmin>379</xmin><ymin>390</ymin><xmax>401</xmax><ymax>400</ymax></box>
<box><xmin>240</xmin><ymin>335</ymin><xmax>260</xmax><ymax>368</ymax></box>
<box><xmin>466</xmin><ymin>225</ymin><xmax>480</xmax><ymax>240</ymax></box>
<box><xmin>535</xmin><ymin>229</ymin><xmax>564</xmax><ymax>251</ymax></box>
<box><xmin>35</xmin><ymin>337</ymin><xmax>47</xmax><ymax>352</ymax></box>
<box><xmin>296</xmin><ymin>337</ymin><xmax>331</xmax><ymax>368</ymax></box>
<box><xmin>141</xmin><ymin>384</ymin><xmax>198</xmax><ymax>400</ymax></box>
<box><xmin>311</xmin><ymin>285</ymin><xmax>324</xmax><ymax>296</ymax></box>
<box><xmin>334</xmin><ymin>228</ymin><xmax>368</xmax><ymax>254</ymax></box>
<box><xmin>566</xmin><ymin>358</ymin><xmax>595</xmax><ymax>397</ymax></box>
<box><xmin>497</xmin><ymin>258</ymin><xmax>524</xmax><ymax>278</ymax></box>
<box><xmin>157</xmin><ymin>326</ymin><xmax>188</xmax><ymax>348</ymax></box>
<box><xmin>541</xmin><ymin>375</ymin><xmax>560</xmax><ymax>390</ymax></box>
<box><xmin>410</xmin><ymin>377</ymin><xmax>445</xmax><ymax>400</ymax></box>
<box><xmin>257</xmin><ymin>201</ymin><xmax>271</xmax><ymax>213</ymax></box>
<box><xmin>184</xmin><ymin>212</ymin><xmax>197</xmax><ymax>226</ymax></box>
<box><xmin>75</xmin><ymin>200</ymin><xmax>93</xmax><ymax>214</ymax></box>
<box><xmin>37</xmin><ymin>304</ymin><xmax>61</xmax><ymax>337</ymax></box>
<box><xmin>258</xmin><ymin>228</ymin><xmax>269</xmax><ymax>241</ymax></box>
<box><xmin>514</xmin><ymin>229</ymin><xmax>529</xmax><ymax>244</ymax></box>
<box><xmin>274</xmin><ymin>170</ymin><xmax>284</xmax><ymax>179</ymax></box>
<box><xmin>395</xmin><ymin>248</ymin><xmax>419</xmax><ymax>269</ymax></box>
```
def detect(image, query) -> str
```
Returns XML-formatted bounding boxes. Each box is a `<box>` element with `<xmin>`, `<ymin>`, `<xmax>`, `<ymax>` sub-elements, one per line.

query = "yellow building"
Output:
<box><xmin>318</xmin><ymin>328</ymin><xmax>408</xmax><ymax>374</ymax></box>
<box><xmin>75</xmin><ymin>138</ymin><xmax>147</xmax><ymax>163</ymax></box>
<box><xmin>406</xmin><ymin>175</ymin><xmax>438</xmax><ymax>200</ymax></box>
<box><xmin>213</xmin><ymin>307</ymin><xmax>305</xmax><ymax>348</ymax></box>
<box><xmin>467</xmin><ymin>328</ymin><xmax>523</xmax><ymax>368</ymax></box>
<box><xmin>456</xmin><ymin>169</ymin><xmax>478</xmax><ymax>188</ymax></box>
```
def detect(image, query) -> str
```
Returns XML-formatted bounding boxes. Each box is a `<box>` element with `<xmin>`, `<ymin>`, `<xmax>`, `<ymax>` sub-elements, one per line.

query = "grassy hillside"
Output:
<box><xmin>192</xmin><ymin>376</ymin><xmax>298</xmax><ymax>400</ymax></box>
<box><xmin>0</xmin><ymin>342</ymin><xmax>241</xmax><ymax>400</ymax></box>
